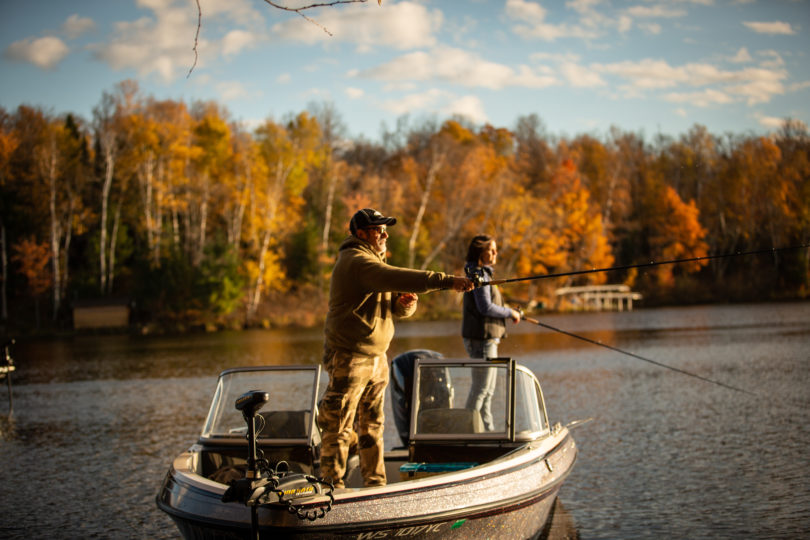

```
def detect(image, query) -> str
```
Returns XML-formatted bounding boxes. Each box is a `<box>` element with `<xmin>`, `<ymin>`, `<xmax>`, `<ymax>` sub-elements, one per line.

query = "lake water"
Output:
<box><xmin>1</xmin><ymin>302</ymin><xmax>809</xmax><ymax>539</ymax></box>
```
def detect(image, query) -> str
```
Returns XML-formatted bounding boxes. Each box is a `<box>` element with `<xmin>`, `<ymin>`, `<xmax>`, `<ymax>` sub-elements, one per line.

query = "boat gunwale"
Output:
<box><xmin>158</xmin><ymin>433</ymin><xmax>576</xmax><ymax>535</ymax></box>
<box><xmin>167</xmin><ymin>425</ymin><xmax>573</xmax><ymax>501</ymax></box>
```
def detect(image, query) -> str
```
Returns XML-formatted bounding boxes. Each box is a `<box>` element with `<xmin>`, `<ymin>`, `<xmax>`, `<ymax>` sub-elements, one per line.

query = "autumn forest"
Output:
<box><xmin>1</xmin><ymin>81</ymin><xmax>808</xmax><ymax>334</ymax></box>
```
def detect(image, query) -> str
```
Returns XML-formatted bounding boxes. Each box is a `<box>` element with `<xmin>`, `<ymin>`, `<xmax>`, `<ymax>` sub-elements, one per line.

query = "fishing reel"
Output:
<box><xmin>465</xmin><ymin>266</ymin><xmax>487</xmax><ymax>288</ymax></box>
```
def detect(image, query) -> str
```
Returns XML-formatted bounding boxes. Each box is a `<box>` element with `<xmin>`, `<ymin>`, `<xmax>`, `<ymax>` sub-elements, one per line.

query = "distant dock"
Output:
<box><xmin>555</xmin><ymin>284</ymin><xmax>642</xmax><ymax>311</ymax></box>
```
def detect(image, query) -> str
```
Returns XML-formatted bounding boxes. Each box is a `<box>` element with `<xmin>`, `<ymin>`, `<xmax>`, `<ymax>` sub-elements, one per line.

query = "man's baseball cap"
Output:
<box><xmin>350</xmin><ymin>208</ymin><xmax>397</xmax><ymax>235</ymax></box>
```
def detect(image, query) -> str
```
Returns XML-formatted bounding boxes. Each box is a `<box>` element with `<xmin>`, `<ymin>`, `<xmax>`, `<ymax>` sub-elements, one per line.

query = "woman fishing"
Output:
<box><xmin>461</xmin><ymin>235</ymin><xmax>521</xmax><ymax>431</ymax></box>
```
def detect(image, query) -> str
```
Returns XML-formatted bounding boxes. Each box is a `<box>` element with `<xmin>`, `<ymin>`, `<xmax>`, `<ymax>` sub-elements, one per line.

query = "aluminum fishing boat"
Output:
<box><xmin>156</xmin><ymin>354</ymin><xmax>577</xmax><ymax>539</ymax></box>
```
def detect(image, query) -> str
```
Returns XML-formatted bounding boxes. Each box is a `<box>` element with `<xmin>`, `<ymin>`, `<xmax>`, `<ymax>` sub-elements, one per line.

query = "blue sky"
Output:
<box><xmin>1</xmin><ymin>0</ymin><xmax>808</xmax><ymax>142</ymax></box>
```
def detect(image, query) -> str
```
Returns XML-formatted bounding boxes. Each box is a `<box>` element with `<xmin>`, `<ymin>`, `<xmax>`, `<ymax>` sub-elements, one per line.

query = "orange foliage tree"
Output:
<box><xmin>648</xmin><ymin>186</ymin><xmax>709</xmax><ymax>288</ymax></box>
<box><xmin>12</xmin><ymin>236</ymin><xmax>52</xmax><ymax>326</ymax></box>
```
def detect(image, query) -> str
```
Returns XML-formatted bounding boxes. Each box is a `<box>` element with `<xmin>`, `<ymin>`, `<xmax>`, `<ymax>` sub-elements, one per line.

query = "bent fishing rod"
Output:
<box><xmin>516</xmin><ymin>309</ymin><xmax>756</xmax><ymax>396</ymax></box>
<box><xmin>482</xmin><ymin>243</ymin><xmax>810</xmax><ymax>288</ymax></box>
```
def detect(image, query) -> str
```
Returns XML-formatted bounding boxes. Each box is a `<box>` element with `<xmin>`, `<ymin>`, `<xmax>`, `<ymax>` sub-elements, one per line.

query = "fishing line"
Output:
<box><xmin>518</xmin><ymin>312</ymin><xmax>756</xmax><ymax>396</ymax></box>
<box><xmin>489</xmin><ymin>243</ymin><xmax>810</xmax><ymax>287</ymax></box>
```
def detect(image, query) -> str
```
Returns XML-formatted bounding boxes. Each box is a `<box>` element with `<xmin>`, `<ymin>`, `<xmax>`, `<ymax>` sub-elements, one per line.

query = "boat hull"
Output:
<box><xmin>157</xmin><ymin>431</ymin><xmax>576</xmax><ymax>540</ymax></box>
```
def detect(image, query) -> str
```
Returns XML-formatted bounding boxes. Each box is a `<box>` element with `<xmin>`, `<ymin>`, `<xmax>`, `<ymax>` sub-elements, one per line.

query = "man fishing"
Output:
<box><xmin>320</xmin><ymin>208</ymin><xmax>473</xmax><ymax>488</ymax></box>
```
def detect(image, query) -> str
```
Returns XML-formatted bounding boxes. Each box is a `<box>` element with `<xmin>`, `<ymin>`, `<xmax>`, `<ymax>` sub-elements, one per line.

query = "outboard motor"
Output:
<box><xmin>390</xmin><ymin>350</ymin><xmax>453</xmax><ymax>447</ymax></box>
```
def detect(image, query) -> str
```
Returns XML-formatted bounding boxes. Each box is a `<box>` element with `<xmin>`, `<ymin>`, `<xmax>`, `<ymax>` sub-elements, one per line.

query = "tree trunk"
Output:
<box><xmin>47</xmin><ymin>147</ymin><xmax>62</xmax><ymax>319</ymax></box>
<box><xmin>408</xmin><ymin>152</ymin><xmax>444</xmax><ymax>268</ymax></box>
<box><xmin>1</xmin><ymin>222</ymin><xmax>7</xmax><ymax>321</ymax></box>
<box><xmin>61</xmin><ymin>197</ymin><xmax>74</xmax><ymax>306</ymax></box>
<box><xmin>107</xmin><ymin>198</ymin><xmax>123</xmax><ymax>294</ymax></box>
<box><xmin>100</xmin><ymin>143</ymin><xmax>114</xmax><ymax>293</ymax></box>
<box><xmin>321</xmin><ymin>167</ymin><xmax>336</xmax><ymax>255</ymax></box>
<box><xmin>139</xmin><ymin>153</ymin><xmax>159</xmax><ymax>266</ymax></box>
<box><xmin>248</xmin><ymin>229</ymin><xmax>272</xmax><ymax>319</ymax></box>
<box><xmin>194</xmin><ymin>174</ymin><xmax>210</xmax><ymax>266</ymax></box>
<box><xmin>246</xmin><ymin>159</ymin><xmax>289</xmax><ymax>320</ymax></box>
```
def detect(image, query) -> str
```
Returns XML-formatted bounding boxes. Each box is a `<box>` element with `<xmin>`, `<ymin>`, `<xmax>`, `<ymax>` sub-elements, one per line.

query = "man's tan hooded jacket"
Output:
<box><xmin>324</xmin><ymin>236</ymin><xmax>456</xmax><ymax>357</ymax></box>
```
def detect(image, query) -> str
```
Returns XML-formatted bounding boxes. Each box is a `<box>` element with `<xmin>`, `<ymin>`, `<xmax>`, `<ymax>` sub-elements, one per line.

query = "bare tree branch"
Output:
<box><xmin>262</xmin><ymin>0</ymin><xmax>371</xmax><ymax>36</ymax></box>
<box><xmin>189</xmin><ymin>0</ymin><xmax>378</xmax><ymax>77</ymax></box>
<box><xmin>188</xmin><ymin>0</ymin><xmax>202</xmax><ymax>78</ymax></box>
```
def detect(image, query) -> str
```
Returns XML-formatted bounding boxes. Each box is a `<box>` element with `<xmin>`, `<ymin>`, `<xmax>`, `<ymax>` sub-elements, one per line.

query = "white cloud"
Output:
<box><xmin>381</xmin><ymin>89</ymin><xmax>446</xmax><ymax>115</ymax></box>
<box><xmin>443</xmin><ymin>95</ymin><xmax>488</xmax><ymax>124</ymax></box>
<box><xmin>596</xmin><ymin>59</ymin><xmax>684</xmax><ymax>89</ymax></box>
<box><xmin>270</xmin><ymin>2</ymin><xmax>442</xmax><ymax>52</ymax></box>
<box><xmin>663</xmin><ymin>88</ymin><xmax>734</xmax><ymax>107</ymax></box>
<box><xmin>216</xmin><ymin>81</ymin><xmax>249</xmax><ymax>101</ymax></box>
<box><xmin>345</xmin><ymin>87</ymin><xmax>364</xmax><ymax>99</ymax></box>
<box><xmin>198</xmin><ymin>0</ymin><xmax>264</xmax><ymax>26</ymax></box>
<box><xmin>788</xmin><ymin>80</ymin><xmax>810</xmax><ymax>92</ymax></box>
<box><xmin>530</xmin><ymin>52</ymin><xmax>582</xmax><ymax>63</ymax></box>
<box><xmin>357</xmin><ymin>47</ymin><xmax>557</xmax><ymax>90</ymax></box>
<box><xmin>512</xmin><ymin>65</ymin><xmax>559</xmax><ymax>88</ymax></box>
<box><xmin>595</xmin><ymin>58</ymin><xmax>786</xmax><ymax>96</ymax></box>
<box><xmin>277</xmin><ymin>73</ymin><xmax>291</xmax><ymax>84</ymax></box>
<box><xmin>4</xmin><ymin>36</ymin><xmax>69</xmax><ymax>69</ymax></box>
<box><xmin>62</xmin><ymin>14</ymin><xmax>95</xmax><ymax>39</ymax></box>
<box><xmin>379</xmin><ymin>89</ymin><xmax>487</xmax><ymax>125</ymax></box>
<box><xmin>506</xmin><ymin>0</ymin><xmax>683</xmax><ymax>42</ymax></box>
<box><xmin>91</xmin><ymin>0</ymin><xmax>265</xmax><ymax>82</ymax></box>
<box><xmin>222</xmin><ymin>30</ymin><xmax>255</xmax><ymax>56</ymax></box>
<box><xmin>724</xmin><ymin>70</ymin><xmax>785</xmax><ymax>105</ymax></box>
<box><xmin>560</xmin><ymin>62</ymin><xmax>606</xmax><ymax>87</ymax></box>
<box><xmin>617</xmin><ymin>15</ymin><xmax>633</xmax><ymax>33</ymax></box>
<box><xmin>91</xmin><ymin>5</ymin><xmax>200</xmax><ymax>81</ymax></box>
<box><xmin>626</xmin><ymin>6</ymin><xmax>687</xmax><ymax>18</ymax></box>
<box><xmin>505</xmin><ymin>0</ymin><xmax>548</xmax><ymax>24</ymax></box>
<box><xmin>638</xmin><ymin>22</ymin><xmax>662</xmax><ymax>35</ymax></box>
<box><xmin>755</xmin><ymin>113</ymin><xmax>787</xmax><ymax>129</ymax></box>
<box><xmin>730</xmin><ymin>47</ymin><xmax>752</xmax><ymax>63</ymax></box>
<box><xmin>742</xmin><ymin>21</ymin><xmax>795</xmax><ymax>35</ymax></box>
<box><xmin>507</xmin><ymin>1</ymin><xmax>600</xmax><ymax>41</ymax></box>
<box><xmin>758</xmin><ymin>50</ymin><xmax>785</xmax><ymax>69</ymax></box>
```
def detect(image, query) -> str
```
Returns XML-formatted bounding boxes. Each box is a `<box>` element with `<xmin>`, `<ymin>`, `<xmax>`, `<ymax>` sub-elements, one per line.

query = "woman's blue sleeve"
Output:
<box><xmin>472</xmin><ymin>285</ymin><xmax>513</xmax><ymax>319</ymax></box>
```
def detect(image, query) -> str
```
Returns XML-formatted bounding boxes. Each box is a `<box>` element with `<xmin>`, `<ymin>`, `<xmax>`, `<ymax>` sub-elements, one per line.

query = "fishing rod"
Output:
<box><xmin>517</xmin><ymin>309</ymin><xmax>756</xmax><ymax>396</ymax></box>
<box><xmin>483</xmin><ymin>243</ymin><xmax>810</xmax><ymax>288</ymax></box>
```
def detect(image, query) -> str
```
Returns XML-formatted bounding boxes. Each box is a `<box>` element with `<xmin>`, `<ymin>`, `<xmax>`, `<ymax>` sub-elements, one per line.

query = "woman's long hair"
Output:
<box><xmin>466</xmin><ymin>235</ymin><xmax>494</xmax><ymax>264</ymax></box>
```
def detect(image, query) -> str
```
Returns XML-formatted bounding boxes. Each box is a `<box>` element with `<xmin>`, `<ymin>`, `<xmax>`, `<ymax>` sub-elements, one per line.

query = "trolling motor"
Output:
<box><xmin>236</xmin><ymin>391</ymin><xmax>270</xmax><ymax>482</ymax></box>
<box><xmin>222</xmin><ymin>390</ymin><xmax>273</xmax><ymax>540</ymax></box>
<box><xmin>221</xmin><ymin>390</ymin><xmax>334</xmax><ymax>538</ymax></box>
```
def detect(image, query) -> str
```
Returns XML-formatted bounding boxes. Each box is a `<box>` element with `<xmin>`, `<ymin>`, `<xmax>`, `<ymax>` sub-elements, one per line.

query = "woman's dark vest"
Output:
<box><xmin>462</xmin><ymin>266</ymin><xmax>507</xmax><ymax>340</ymax></box>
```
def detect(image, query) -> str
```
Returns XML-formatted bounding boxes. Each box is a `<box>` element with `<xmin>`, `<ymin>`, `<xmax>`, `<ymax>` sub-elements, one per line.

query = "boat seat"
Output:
<box><xmin>416</xmin><ymin>408</ymin><xmax>484</xmax><ymax>435</ymax></box>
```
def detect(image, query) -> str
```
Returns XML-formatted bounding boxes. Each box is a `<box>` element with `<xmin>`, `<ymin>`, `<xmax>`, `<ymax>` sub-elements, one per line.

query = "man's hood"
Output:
<box><xmin>339</xmin><ymin>235</ymin><xmax>385</xmax><ymax>260</ymax></box>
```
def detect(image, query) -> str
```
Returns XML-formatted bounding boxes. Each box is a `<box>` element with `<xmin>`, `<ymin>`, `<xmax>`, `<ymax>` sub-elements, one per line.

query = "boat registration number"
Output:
<box><xmin>356</xmin><ymin>523</ymin><xmax>444</xmax><ymax>538</ymax></box>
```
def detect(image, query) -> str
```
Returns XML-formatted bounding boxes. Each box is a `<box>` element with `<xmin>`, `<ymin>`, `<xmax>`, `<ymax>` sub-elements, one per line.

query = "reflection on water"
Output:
<box><xmin>1</xmin><ymin>302</ymin><xmax>809</xmax><ymax>539</ymax></box>
<box><xmin>541</xmin><ymin>498</ymin><xmax>581</xmax><ymax>540</ymax></box>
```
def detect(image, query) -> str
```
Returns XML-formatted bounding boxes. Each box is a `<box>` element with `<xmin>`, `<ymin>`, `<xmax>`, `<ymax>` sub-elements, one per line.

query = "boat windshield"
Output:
<box><xmin>201</xmin><ymin>366</ymin><xmax>320</xmax><ymax>441</ymax></box>
<box><xmin>410</xmin><ymin>359</ymin><xmax>549</xmax><ymax>442</ymax></box>
<box><xmin>514</xmin><ymin>365</ymin><xmax>550</xmax><ymax>439</ymax></box>
<box><xmin>411</xmin><ymin>359</ymin><xmax>510</xmax><ymax>441</ymax></box>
